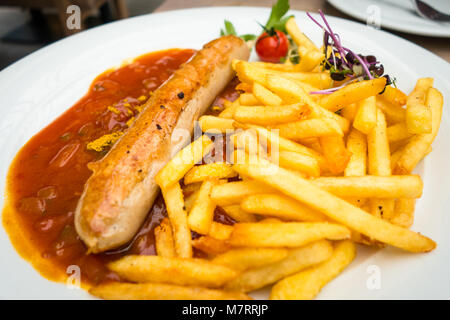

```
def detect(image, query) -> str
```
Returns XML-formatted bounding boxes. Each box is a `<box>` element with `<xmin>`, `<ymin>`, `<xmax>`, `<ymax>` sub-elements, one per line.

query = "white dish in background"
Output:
<box><xmin>328</xmin><ymin>0</ymin><xmax>450</xmax><ymax>37</ymax></box>
<box><xmin>0</xmin><ymin>7</ymin><xmax>449</xmax><ymax>299</ymax></box>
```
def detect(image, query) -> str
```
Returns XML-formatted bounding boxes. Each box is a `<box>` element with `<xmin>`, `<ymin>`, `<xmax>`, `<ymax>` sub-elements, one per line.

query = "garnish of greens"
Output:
<box><xmin>307</xmin><ymin>10</ymin><xmax>394</xmax><ymax>94</ymax></box>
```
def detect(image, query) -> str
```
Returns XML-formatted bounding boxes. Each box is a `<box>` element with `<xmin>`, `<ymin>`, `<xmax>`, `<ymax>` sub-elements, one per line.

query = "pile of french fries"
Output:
<box><xmin>90</xmin><ymin>18</ymin><xmax>443</xmax><ymax>300</ymax></box>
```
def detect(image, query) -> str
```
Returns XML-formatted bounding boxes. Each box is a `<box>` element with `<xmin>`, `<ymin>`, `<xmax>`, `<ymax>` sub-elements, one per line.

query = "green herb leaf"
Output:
<box><xmin>240</xmin><ymin>34</ymin><xmax>257</xmax><ymax>41</ymax></box>
<box><xmin>272</xmin><ymin>14</ymin><xmax>293</xmax><ymax>33</ymax></box>
<box><xmin>223</xmin><ymin>20</ymin><xmax>237</xmax><ymax>36</ymax></box>
<box><xmin>265</xmin><ymin>0</ymin><xmax>290</xmax><ymax>30</ymax></box>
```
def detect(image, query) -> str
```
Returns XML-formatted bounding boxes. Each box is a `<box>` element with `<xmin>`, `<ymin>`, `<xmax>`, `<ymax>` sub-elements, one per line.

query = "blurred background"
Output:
<box><xmin>0</xmin><ymin>0</ymin><xmax>448</xmax><ymax>70</ymax></box>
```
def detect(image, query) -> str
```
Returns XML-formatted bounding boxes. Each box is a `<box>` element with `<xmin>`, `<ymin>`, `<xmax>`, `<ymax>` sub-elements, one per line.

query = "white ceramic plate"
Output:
<box><xmin>1</xmin><ymin>7</ymin><xmax>449</xmax><ymax>300</ymax></box>
<box><xmin>328</xmin><ymin>0</ymin><xmax>450</xmax><ymax>37</ymax></box>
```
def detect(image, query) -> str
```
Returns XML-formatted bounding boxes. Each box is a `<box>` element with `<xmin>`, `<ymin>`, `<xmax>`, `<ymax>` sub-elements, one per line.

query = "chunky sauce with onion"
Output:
<box><xmin>2</xmin><ymin>48</ymin><xmax>239</xmax><ymax>286</ymax></box>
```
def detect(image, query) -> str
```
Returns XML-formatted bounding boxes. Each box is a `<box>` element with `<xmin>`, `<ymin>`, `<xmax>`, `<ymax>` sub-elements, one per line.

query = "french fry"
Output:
<box><xmin>320</xmin><ymin>136</ymin><xmax>351</xmax><ymax>175</ymax></box>
<box><xmin>387</xmin><ymin>122</ymin><xmax>413</xmax><ymax>143</ymax></box>
<box><xmin>319</xmin><ymin>78</ymin><xmax>386</xmax><ymax>112</ymax></box>
<box><xmin>285</xmin><ymin>17</ymin><xmax>320</xmax><ymax>53</ymax></box>
<box><xmin>353</xmin><ymin>96</ymin><xmax>377</xmax><ymax>134</ymax></box>
<box><xmin>161</xmin><ymin>182</ymin><xmax>192</xmax><ymax>258</ymax></box>
<box><xmin>344</xmin><ymin>128</ymin><xmax>367</xmax><ymax>177</ymax></box>
<box><xmin>90</xmin><ymin>282</ymin><xmax>251</xmax><ymax>300</ymax></box>
<box><xmin>380</xmin><ymin>86</ymin><xmax>407</xmax><ymax>107</ymax></box>
<box><xmin>225</xmin><ymin>240</ymin><xmax>333</xmax><ymax>292</ymax></box>
<box><xmin>263</xmin><ymin>75</ymin><xmax>350</xmax><ymax>133</ymax></box>
<box><xmin>108</xmin><ymin>255</ymin><xmax>237</xmax><ymax>287</ymax></box>
<box><xmin>390</xmin><ymin>198</ymin><xmax>415</xmax><ymax>228</ymax></box>
<box><xmin>154</xmin><ymin>218</ymin><xmax>175</xmax><ymax>258</ymax></box>
<box><xmin>235</xmin><ymin>60</ymin><xmax>332</xmax><ymax>89</ymax></box>
<box><xmin>270</xmin><ymin>240</ymin><xmax>356</xmax><ymax>300</ymax></box>
<box><xmin>212</xmin><ymin>248</ymin><xmax>289</xmax><ymax>271</ymax></box>
<box><xmin>297</xmin><ymin>50</ymin><xmax>325</xmax><ymax>72</ymax></box>
<box><xmin>191</xmin><ymin>236</ymin><xmax>231</xmax><ymax>255</ymax></box>
<box><xmin>407</xmin><ymin>78</ymin><xmax>434</xmax><ymax>105</ymax></box>
<box><xmin>228</xmin><ymin>222</ymin><xmax>350</xmax><ymax>247</ymax></box>
<box><xmin>240</xmin><ymin>193</ymin><xmax>327</xmax><ymax>222</ymax></box>
<box><xmin>367</xmin><ymin>109</ymin><xmax>395</xmax><ymax>218</ymax></box>
<box><xmin>156</xmin><ymin>135</ymin><xmax>213</xmax><ymax>189</ymax></box>
<box><xmin>231</xmin><ymin>130</ymin><xmax>267</xmax><ymax>158</ymax></box>
<box><xmin>248</xmin><ymin>61</ymin><xmax>299</xmax><ymax>72</ymax></box>
<box><xmin>376</xmin><ymin>97</ymin><xmax>406</xmax><ymax>125</ymax></box>
<box><xmin>236</xmin><ymin>82</ymin><xmax>252</xmax><ymax>93</ymax></box>
<box><xmin>239</xmin><ymin>93</ymin><xmax>260</xmax><ymax>106</ymax></box>
<box><xmin>233</xmin><ymin>103</ymin><xmax>310</xmax><ymax>125</ymax></box>
<box><xmin>188</xmin><ymin>179</ymin><xmax>218</xmax><ymax>235</ymax></box>
<box><xmin>341</xmin><ymin>103</ymin><xmax>358</xmax><ymax>122</ymax></box>
<box><xmin>311</xmin><ymin>175</ymin><xmax>422</xmax><ymax>198</ymax></box>
<box><xmin>222</xmin><ymin>205</ymin><xmax>258</xmax><ymax>222</ymax></box>
<box><xmin>198</xmin><ymin>115</ymin><xmax>235</xmax><ymax>133</ymax></box>
<box><xmin>219</xmin><ymin>99</ymin><xmax>239</xmax><ymax>119</ymax></box>
<box><xmin>210</xmin><ymin>180</ymin><xmax>275</xmax><ymax>206</ymax></box>
<box><xmin>208</xmin><ymin>222</ymin><xmax>233</xmax><ymax>240</ymax></box>
<box><xmin>394</xmin><ymin>88</ymin><xmax>443</xmax><ymax>174</ymax></box>
<box><xmin>184</xmin><ymin>189</ymin><xmax>199</xmax><ymax>213</ymax></box>
<box><xmin>232</xmin><ymin>157</ymin><xmax>436</xmax><ymax>252</ymax></box>
<box><xmin>252</xmin><ymin>82</ymin><xmax>283</xmax><ymax>106</ymax></box>
<box><xmin>274</xmin><ymin>118</ymin><xmax>344</xmax><ymax>140</ymax></box>
<box><xmin>184</xmin><ymin>163</ymin><xmax>237</xmax><ymax>184</ymax></box>
<box><xmin>406</xmin><ymin>102</ymin><xmax>432</xmax><ymax>134</ymax></box>
<box><xmin>277</xmin><ymin>150</ymin><xmax>320</xmax><ymax>177</ymax></box>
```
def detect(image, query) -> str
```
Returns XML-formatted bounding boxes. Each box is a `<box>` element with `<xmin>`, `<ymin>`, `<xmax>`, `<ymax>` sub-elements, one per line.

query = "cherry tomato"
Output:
<box><xmin>255</xmin><ymin>30</ymin><xmax>289</xmax><ymax>63</ymax></box>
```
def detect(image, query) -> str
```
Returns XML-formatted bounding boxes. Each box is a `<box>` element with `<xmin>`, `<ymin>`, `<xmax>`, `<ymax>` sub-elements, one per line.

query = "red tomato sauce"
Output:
<box><xmin>2</xmin><ymin>48</ymin><xmax>238</xmax><ymax>286</ymax></box>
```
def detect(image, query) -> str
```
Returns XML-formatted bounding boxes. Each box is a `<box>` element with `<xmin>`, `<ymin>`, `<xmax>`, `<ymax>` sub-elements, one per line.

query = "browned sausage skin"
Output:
<box><xmin>75</xmin><ymin>36</ymin><xmax>250</xmax><ymax>253</ymax></box>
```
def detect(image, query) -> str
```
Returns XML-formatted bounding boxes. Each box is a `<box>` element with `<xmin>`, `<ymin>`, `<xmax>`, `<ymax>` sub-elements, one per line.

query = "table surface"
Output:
<box><xmin>154</xmin><ymin>0</ymin><xmax>450</xmax><ymax>62</ymax></box>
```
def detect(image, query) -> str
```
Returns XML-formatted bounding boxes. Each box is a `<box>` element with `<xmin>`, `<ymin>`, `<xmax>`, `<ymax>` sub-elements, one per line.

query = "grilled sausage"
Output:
<box><xmin>75</xmin><ymin>36</ymin><xmax>249</xmax><ymax>253</ymax></box>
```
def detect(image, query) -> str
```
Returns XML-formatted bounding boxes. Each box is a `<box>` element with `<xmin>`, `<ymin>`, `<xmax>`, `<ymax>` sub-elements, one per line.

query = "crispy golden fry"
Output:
<box><xmin>232</xmin><ymin>157</ymin><xmax>436</xmax><ymax>252</ymax></box>
<box><xmin>219</xmin><ymin>99</ymin><xmax>239</xmax><ymax>119</ymax></box>
<box><xmin>297</xmin><ymin>50</ymin><xmax>325</xmax><ymax>72</ymax></box>
<box><xmin>277</xmin><ymin>150</ymin><xmax>320</xmax><ymax>177</ymax></box>
<box><xmin>90</xmin><ymin>282</ymin><xmax>251</xmax><ymax>300</ymax></box>
<box><xmin>376</xmin><ymin>97</ymin><xmax>406</xmax><ymax>124</ymax></box>
<box><xmin>390</xmin><ymin>198</ymin><xmax>415</xmax><ymax>228</ymax></box>
<box><xmin>188</xmin><ymin>179</ymin><xmax>218</xmax><ymax>235</ymax></box>
<box><xmin>285</xmin><ymin>17</ymin><xmax>320</xmax><ymax>53</ymax></box>
<box><xmin>192</xmin><ymin>236</ymin><xmax>231</xmax><ymax>255</ymax></box>
<box><xmin>161</xmin><ymin>182</ymin><xmax>192</xmax><ymax>258</ymax></box>
<box><xmin>406</xmin><ymin>79</ymin><xmax>432</xmax><ymax>130</ymax></box>
<box><xmin>387</xmin><ymin>122</ymin><xmax>413</xmax><ymax>143</ymax></box>
<box><xmin>212</xmin><ymin>248</ymin><xmax>289</xmax><ymax>271</ymax></box>
<box><xmin>225</xmin><ymin>240</ymin><xmax>333</xmax><ymax>292</ymax></box>
<box><xmin>252</xmin><ymin>82</ymin><xmax>283</xmax><ymax>106</ymax></box>
<box><xmin>236</xmin><ymin>82</ymin><xmax>252</xmax><ymax>92</ymax></box>
<box><xmin>345</xmin><ymin>128</ymin><xmax>367</xmax><ymax>177</ymax></box>
<box><xmin>228</xmin><ymin>222</ymin><xmax>350</xmax><ymax>247</ymax></box>
<box><xmin>156</xmin><ymin>135</ymin><xmax>213</xmax><ymax>189</ymax></box>
<box><xmin>222</xmin><ymin>205</ymin><xmax>258</xmax><ymax>222</ymax></box>
<box><xmin>394</xmin><ymin>88</ymin><xmax>443</xmax><ymax>174</ymax></box>
<box><xmin>108</xmin><ymin>255</ymin><xmax>237</xmax><ymax>287</ymax></box>
<box><xmin>184</xmin><ymin>163</ymin><xmax>237</xmax><ymax>185</ymax></box>
<box><xmin>273</xmin><ymin>118</ymin><xmax>343</xmax><ymax>140</ymax></box>
<box><xmin>367</xmin><ymin>109</ymin><xmax>394</xmax><ymax>218</ymax></box>
<box><xmin>353</xmin><ymin>96</ymin><xmax>377</xmax><ymax>134</ymax></box>
<box><xmin>210</xmin><ymin>180</ymin><xmax>275</xmax><ymax>206</ymax></box>
<box><xmin>209</xmin><ymin>222</ymin><xmax>233</xmax><ymax>240</ymax></box>
<box><xmin>319</xmin><ymin>78</ymin><xmax>387</xmax><ymax>112</ymax></box>
<box><xmin>239</xmin><ymin>93</ymin><xmax>260</xmax><ymax>106</ymax></box>
<box><xmin>380</xmin><ymin>86</ymin><xmax>407</xmax><ymax>107</ymax></box>
<box><xmin>247</xmin><ymin>61</ymin><xmax>299</xmax><ymax>72</ymax></box>
<box><xmin>320</xmin><ymin>136</ymin><xmax>351</xmax><ymax>175</ymax></box>
<box><xmin>341</xmin><ymin>103</ymin><xmax>358</xmax><ymax>122</ymax></box>
<box><xmin>270</xmin><ymin>240</ymin><xmax>356</xmax><ymax>300</ymax></box>
<box><xmin>262</xmin><ymin>75</ymin><xmax>350</xmax><ymax>133</ymax></box>
<box><xmin>240</xmin><ymin>193</ymin><xmax>327</xmax><ymax>222</ymax></box>
<box><xmin>230</xmin><ymin>130</ymin><xmax>267</xmax><ymax>159</ymax></box>
<box><xmin>154</xmin><ymin>218</ymin><xmax>175</xmax><ymax>258</ymax></box>
<box><xmin>198</xmin><ymin>115</ymin><xmax>235</xmax><ymax>133</ymax></box>
<box><xmin>406</xmin><ymin>102</ymin><xmax>432</xmax><ymax>134</ymax></box>
<box><xmin>235</xmin><ymin>60</ymin><xmax>332</xmax><ymax>89</ymax></box>
<box><xmin>233</xmin><ymin>103</ymin><xmax>309</xmax><ymax>126</ymax></box>
<box><xmin>311</xmin><ymin>175</ymin><xmax>422</xmax><ymax>198</ymax></box>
